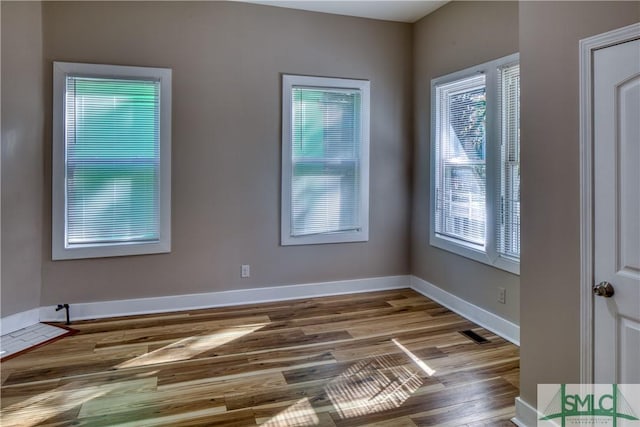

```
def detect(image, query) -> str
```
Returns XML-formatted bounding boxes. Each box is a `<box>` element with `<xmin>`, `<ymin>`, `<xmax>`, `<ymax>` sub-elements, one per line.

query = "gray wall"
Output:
<box><xmin>518</xmin><ymin>1</ymin><xmax>640</xmax><ymax>407</ymax></box>
<box><xmin>411</xmin><ymin>1</ymin><xmax>520</xmax><ymax>325</ymax></box>
<box><xmin>36</xmin><ymin>2</ymin><xmax>413</xmax><ymax>305</ymax></box>
<box><xmin>1</xmin><ymin>2</ymin><xmax>44</xmax><ymax>317</ymax></box>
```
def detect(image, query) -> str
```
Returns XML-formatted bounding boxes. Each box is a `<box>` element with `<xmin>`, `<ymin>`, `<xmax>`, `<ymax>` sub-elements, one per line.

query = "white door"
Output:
<box><xmin>593</xmin><ymin>36</ymin><xmax>640</xmax><ymax>383</ymax></box>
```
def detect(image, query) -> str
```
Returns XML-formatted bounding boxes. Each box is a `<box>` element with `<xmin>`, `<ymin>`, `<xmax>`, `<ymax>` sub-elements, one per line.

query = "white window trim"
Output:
<box><xmin>281</xmin><ymin>74</ymin><xmax>370</xmax><ymax>246</ymax></box>
<box><xmin>52</xmin><ymin>62</ymin><xmax>172</xmax><ymax>260</ymax></box>
<box><xmin>429</xmin><ymin>53</ymin><xmax>520</xmax><ymax>275</ymax></box>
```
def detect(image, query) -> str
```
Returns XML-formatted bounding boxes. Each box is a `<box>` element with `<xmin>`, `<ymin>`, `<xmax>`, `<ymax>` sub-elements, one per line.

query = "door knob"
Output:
<box><xmin>593</xmin><ymin>281</ymin><xmax>615</xmax><ymax>298</ymax></box>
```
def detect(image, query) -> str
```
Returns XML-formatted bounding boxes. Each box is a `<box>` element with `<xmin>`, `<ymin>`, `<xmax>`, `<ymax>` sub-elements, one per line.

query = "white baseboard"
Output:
<box><xmin>410</xmin><ymin>275</ymin><xmax>520</xmax><ymax>345</ymax></box>
<box><xmin>33</xmin><ymin>274</ymin><xmax>519</xmax><ymax>348</ymax></box>
<box><xmin>37</xmin><ymin>274</ymin><xmax>520</xmax><ymax>345</ymax></box>
<box><xmin>512</xmin><ymin>396</ymin><xmax>540</xmax><ymax>427</ymax></box>
<box><xmin>40</xmin><ymin>275</ymin><xmax>411</xmax><ymax>322</ymax></box>
<box><xmin>1</xmin><ymin>308</ymin><xmax>40</xmax><ymax>335</ymax></box>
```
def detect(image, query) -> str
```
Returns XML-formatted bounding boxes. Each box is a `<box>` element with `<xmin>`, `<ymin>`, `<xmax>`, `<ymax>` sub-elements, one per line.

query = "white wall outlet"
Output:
<box><xmin>498</xmin><ymin>287</ymin><xmax>506</xmax><ymax>304</ymax></box>
<box><xmin>241</xmin><ymin>264</ymin><xmax>250</xmax><ymax>278</ymax></box>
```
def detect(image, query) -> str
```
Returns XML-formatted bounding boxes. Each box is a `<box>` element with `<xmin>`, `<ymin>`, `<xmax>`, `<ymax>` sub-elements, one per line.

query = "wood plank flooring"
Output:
<box><xmin>0</xmin><ymin>289</ymin><xmax>519</xmax><ymax>426</ymax></box>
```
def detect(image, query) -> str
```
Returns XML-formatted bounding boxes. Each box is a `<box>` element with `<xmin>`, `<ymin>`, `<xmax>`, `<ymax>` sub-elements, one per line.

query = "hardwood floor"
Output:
<box><xmin>0</xmin><ymin>289</ymin><xmax>519</xmax><ymax>426</ymax></box>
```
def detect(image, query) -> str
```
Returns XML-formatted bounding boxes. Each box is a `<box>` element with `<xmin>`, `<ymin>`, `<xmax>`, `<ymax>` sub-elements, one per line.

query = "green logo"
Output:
<box><xmin>539</xmin><ymin>384</ymin><xmax>639</xmax><ymax>427</ymax></box>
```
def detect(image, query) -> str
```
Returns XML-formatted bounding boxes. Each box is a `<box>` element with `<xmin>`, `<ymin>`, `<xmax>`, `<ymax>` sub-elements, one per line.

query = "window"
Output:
<box><xmin>281</xmin><ymin>75</ymin><xmax>370</xmax><ymax>245</ymax></box>
<box><xmin>52</xmin><ymin>62</ymin><xmax>171</xmax><ymax>260</ymax></box>
<box><xmin>430</xmin><ymin>54</ymin><xmax>520</xmax><ymax>274</ymax></box>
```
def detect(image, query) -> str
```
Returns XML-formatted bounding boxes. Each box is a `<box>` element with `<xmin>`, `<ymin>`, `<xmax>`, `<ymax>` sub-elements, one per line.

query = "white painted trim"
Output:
<box><xmin>410</xmin><ymin>275</ymin><xmax>519</xmax><ymax>345</ymax></box>
<box><xmin>0</xmin><ymin>308</ymin><xmax>40</xmax><ymax>335</ymax></box>
<box><xmin>281</xmin><ymin>74</ymin><xmax>370</xmax><ymax>246</ymax></box>
<box><xmin>512</xmin><ymin>397</ymin><xmax>540</xmax><ymax>427</ymax></box>
<box><xmin>52</xmin><ymin>61</ymin><xmax>172</xmax><ymax>260</ymax></box>
<box><xmin>33</xmin><ymin>273</ymin><xmax>519</xmax><ymax>349</ymax></box>
<box><xmin>578</xmin><ymin>22</ymin><xmax>640</xmax><ymax>385</ymax></box>
<box><xmin>40</xmin><ymin>275</ymin><xmax>410</xmax><ymax>322</ymax></box>
<box><xmin>430</xmin><ymin>53</ymin><xmax>521</xmax><ymax>276</ymax></box>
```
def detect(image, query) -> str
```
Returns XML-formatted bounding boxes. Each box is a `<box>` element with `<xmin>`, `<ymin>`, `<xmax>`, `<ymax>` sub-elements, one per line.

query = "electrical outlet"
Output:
<box><xmin>498</xmin><ymin>287</ymin><xmax>506</xmax><ymax>304</ymax></box>
<box><xmin>241</xmin><ymin>264</ymin><xmax>250</xmax><ymax>278</ymax></box>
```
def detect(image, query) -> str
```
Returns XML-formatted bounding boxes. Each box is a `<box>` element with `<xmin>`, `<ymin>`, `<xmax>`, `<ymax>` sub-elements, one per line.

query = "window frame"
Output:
<box><xmin>281</xmin><ymin>74</ymin><xmax>370</xmax><ymax>246</ymax></box>
<box><xmin>52</xmin><ymin>61</ymin><xmax>172</xmax><ymax>260</ymax></box>
<box><xmin>429</xmin><ymin>53</ymin><xmax>520</xmax><ymax>275</ymax></box>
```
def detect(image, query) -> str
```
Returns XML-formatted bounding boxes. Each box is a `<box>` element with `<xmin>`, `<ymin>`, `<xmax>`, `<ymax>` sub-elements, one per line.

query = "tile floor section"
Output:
<box><xmin>0</xmin><ymin>323</ymin><xmax>69</xmax><ymax>359</ymax></box>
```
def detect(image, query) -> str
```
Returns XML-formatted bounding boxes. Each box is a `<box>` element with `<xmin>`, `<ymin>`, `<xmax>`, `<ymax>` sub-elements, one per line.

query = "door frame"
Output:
<box><xmin>579</xmin><ymin>22</ymin><xmax>640</xmax><ymax>384</ymax></box>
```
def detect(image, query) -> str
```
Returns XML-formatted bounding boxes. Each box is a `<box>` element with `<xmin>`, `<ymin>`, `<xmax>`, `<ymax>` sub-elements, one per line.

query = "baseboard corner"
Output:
<box><xmin>409</xmin><ymin>275</ymin><xmax>520</xmax><ymax>345</ymax></box>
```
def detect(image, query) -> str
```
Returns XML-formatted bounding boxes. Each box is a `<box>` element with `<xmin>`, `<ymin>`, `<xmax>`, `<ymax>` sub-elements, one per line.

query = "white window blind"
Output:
<box><xmin>52</xmin><ymin>62</ymin><xmax>171</xmax><ymax>260</ymax></box>
<box><xmin>65</xmin><ymin>76</ymin><xmax>161</xmax><ymax>244</ymax></box>
<box><xmin>291</xmin><ymin>87</ymin><xmax>361</xmax><ymax>236</ymax></box>
<box><xmin>434</xmin><ymin>74</ymin><xmax>487</xmax><ymax>247</ymax></box>
<box><xmin>282</xmin><ymin>75</ymin><xmax>370</xmax><ymax>245</ymax></box>
<box><xmin>497</xmin><ymin>63</ymin><xmax>521</xmax><ymax>260</ymax></box>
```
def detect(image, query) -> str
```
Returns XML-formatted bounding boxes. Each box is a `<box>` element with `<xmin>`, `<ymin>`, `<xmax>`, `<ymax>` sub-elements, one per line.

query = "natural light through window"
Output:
<box><xmin>52</xmin><ymin>62</ymin><xmax>172</xmax><ymax>260</ymax></box>
<box><xmin>262</xmin><ymin>398</ymin><xmax>320</xmax><ymax>427</ymax></box>
<box><xmin>391</xmin><ymin>339</ymin><xmax>436</xmax><ymax>377</ymax></box>
<box><xmin>116</xmin><ymin>323</ymin><xmax>267</xmax><ymax>369</ymax></box>
<box><xmin>324</xmin><ymin>352</ymin><xmax>423</xmax><ymax>419</ymax></box>
<box><xmin>433</xmin><ymin>74</ymin><xmax>487</xmax><ymax>246</ymax></box>
<box><xmin>430</xmin><ymin>53</ymin><xmax>520</xmax><ymax>274</ymax></box>
<box><xmin>281</xmin><ymin>75</ymin><xmax>370</xmax><ymax>246</ymax></box>
<box><xmin>1</xmin><ymin>380</ymin><xmax>142</xmax><ymax>427</ymax></box>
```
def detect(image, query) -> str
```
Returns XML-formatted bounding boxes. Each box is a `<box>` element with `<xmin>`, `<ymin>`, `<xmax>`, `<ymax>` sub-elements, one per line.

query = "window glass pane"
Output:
<box><xmin>290</xmin><ymin>86</ymin><xmax>361</xmax><ymax>236</ymax></box>
<box><xmin>442</xmin><ymin>164</ymin><xmax>486</xmax><ymax>245</ymax></box>
<box><xmin>65</xmin><ymin>76</ymin><xmax>160</xmax><ymax>245</ymax></box>
<box><xmin>435</xmin><ymin>75</ymin><xmax>487</xmax><ymax>246</ymax></box>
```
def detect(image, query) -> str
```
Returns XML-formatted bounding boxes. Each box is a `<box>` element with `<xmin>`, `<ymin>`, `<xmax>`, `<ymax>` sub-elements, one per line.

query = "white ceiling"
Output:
<box><xmin>235</xmin><ymin>1</ymin><xmax>449</xmax><ymax>23</ymax></box>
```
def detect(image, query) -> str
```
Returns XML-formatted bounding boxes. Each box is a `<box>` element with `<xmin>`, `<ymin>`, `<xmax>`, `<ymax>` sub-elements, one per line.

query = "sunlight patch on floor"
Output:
<box><xmin>116</xmin><ymin>323</ymin><xmax>268</xmax><ymax>369</ymax></box>
<box><xmin>0</xmin><ymin>380</ymin><xmax>145</xmax><ymax>427</ymax></box>
<box><xmin>325</xmin><ymin>351</ymin><xmax>424</xmax><ymax>420</ymax></box>
<box><xmin>262</xmin><ymin>398</ymin><xmax>320</xmax><ymax>427</ymax></box>
<box><xmin>391</xmin><ymin>338</ymin><xmax>436</xmax><ymax>376</ymax></box>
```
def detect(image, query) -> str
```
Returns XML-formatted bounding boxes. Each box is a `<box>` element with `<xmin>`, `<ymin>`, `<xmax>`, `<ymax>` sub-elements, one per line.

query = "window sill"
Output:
<box><xmin>429</xmin><ymin>233</ymin><xmax>520</xmax><ymax>275</ymax></box>
<box><xmin>52</xmin><ymin>240</ymin><xmax>171</xmax><ymax>260</ymax></box>
<box><xmin>281</xmin><ymin>230</ymin><xmax>369</xmax><ymax>246</ymax></box>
